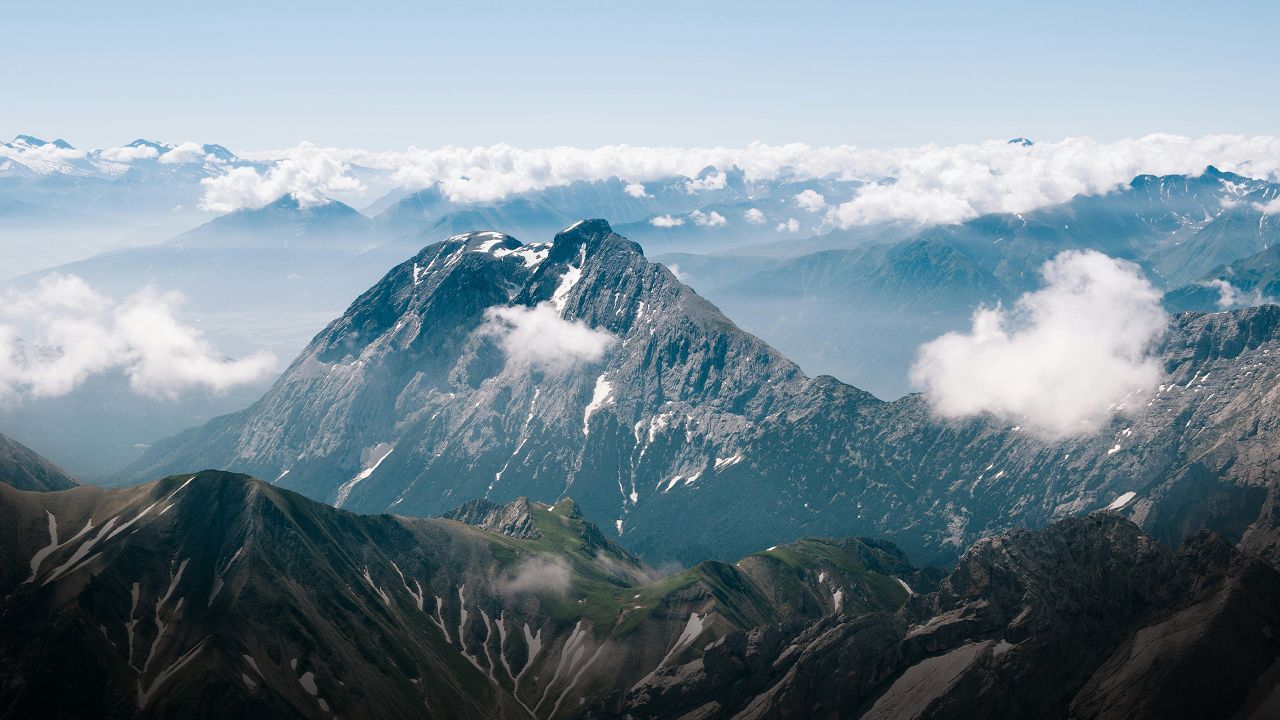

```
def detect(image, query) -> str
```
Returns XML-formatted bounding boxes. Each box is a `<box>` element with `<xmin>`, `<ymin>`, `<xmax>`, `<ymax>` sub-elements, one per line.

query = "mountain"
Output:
<box><xmin>123</xmin><ymin>221</ymin><xmax>1280</xmax><ymax>570</ymax></box>
<box><xmin>0</xmin><ymin>471</ymin><xmax>923</xmax><ymax>719</ymax></box>
<box><xmin>687</xmin><ymin>238</ymin><xmax>1012</xmax><ymax>396</ymax></box>
<box><xmin>669</xmin><ymin>166</ymin><xmax>1280</xmax><ymax>398</ymax></box>
<box><xmin>913</xmin><ymin>166</ymin><xmax>1280</xmax><ymax>292</ymax></box>
<box><xmin>0</xmin><ymin>135</ymin><xmax>274</xmax><ymax>277</ymax></box>
<box><xmin>2</xmin><ymin>472</ymin><xmax>1274</xmax><ymax>718</ymax></box>
<box><xmin>629</xmin><ymin>512</ymin><xmax>1280</xmax><ymax>720</ymax></box>
<box><xmin>1165</xmin><ymin>242</ymin><xmax>1280</xmax><ymax>313</ymax></box>
<box><xmin>0</xmin><ymin>433</ymin><xmax>78</xmax><ymax>491</ymax></box>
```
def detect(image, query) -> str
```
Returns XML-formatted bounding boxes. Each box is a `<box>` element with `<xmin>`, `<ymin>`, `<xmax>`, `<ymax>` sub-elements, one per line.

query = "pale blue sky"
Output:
<box><xmin>5</xmin><ymin>1</ymin><xmax>1278</xmax><ymax>151</ymax></box>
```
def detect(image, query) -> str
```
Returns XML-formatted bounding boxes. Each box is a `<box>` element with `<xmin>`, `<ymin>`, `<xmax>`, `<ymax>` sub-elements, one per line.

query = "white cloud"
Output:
<box><xmin>1254</xmin><ymin>196</ymin><xmax>1280</xmax><ymax>214</ymax></box>
<box><xmin>685</xmin><ymin>170</ymin><xmax>728</xmax><ymax>193</ymax></box>
<box><xmin>650</xmin><ymin>214</ymin><xmax>685</xmax><ymax>228</ymax></box>
<box><xmin>0</xmin><ymin>141</ymin><xmax>86</xmax><ymax>174</ymax></box>
<box><xmin>691</xmin><ymin>210</ymin><xmax>727</xmax><ymax>227</ymax></box>
<box><xmin>159</xmin><ymin>141</ymin><xmax>208</xmax><ymax>164</ymax></box>
<box><xmin>14</xmin><ymin>134</ymin><xmax>1280</xmax><ymax>221</ymax></box>
<box><xmin>500</xmin><ymin>556</ymin><xmax>573</xmax><ymax>597</ymax></box>
<box><xmin>744</xmin><ymin>208</ymin><xmax>767</xmax><ymax>225</ymax></box>
<box><xmin>909</xmin><ymin>251</ymin><xmax>1166</xmax><ymax>438</ymax></box>
<box><xmin>794</xmin><ymin>189</ymin><xmax>827</xmax><ymax>212</ymax></box>
<box><xmin>199</xmin><ymin>142</ymin><xmax>364</xmax><ymax>212</ymax></box>
<box><xmin>624</xmin><ymin>181</ymin><xmax>650</xmax><ymax>198</ymax></box>
<box><xmin>0</xmin><ymin>274</ymin><xmax>276</xmax><ymax>401</ymax></box>
<box><xmin>100</xmin><ymin>144</ymin><xmax>159</xmax><ymax>162</ymax></box>
<box><xmin>1204</xmin><ymin>279</ymin><xmax>1277</xmax><ymax>309</ymax></box>
<box><xmin>480</xmin><ymin>303</ymin><xmax>615</xmax><ymax>373</ymax></box>
<box><xmin>776</xmin><ymin>218</ymin><xmax>800</xmax><ymax>233</ymax></box>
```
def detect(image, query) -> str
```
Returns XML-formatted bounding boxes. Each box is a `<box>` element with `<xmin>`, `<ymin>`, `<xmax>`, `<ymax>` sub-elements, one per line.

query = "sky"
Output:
<box><xmin>5</xmin><ymin>1</ymin><xmax>1280</xmax><ymax>152</ymax></box>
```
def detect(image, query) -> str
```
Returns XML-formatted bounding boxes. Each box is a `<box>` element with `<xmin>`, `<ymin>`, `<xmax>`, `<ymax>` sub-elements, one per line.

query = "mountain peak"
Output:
<box><xmin>443</xmin><ymin>496</ymin><xmax>540</xmax><ymax>539</ymax></box>
<box><xmin>127</xmin><ymin>138</ymin><xmax>170</xmax><ymax>152</ymax></box>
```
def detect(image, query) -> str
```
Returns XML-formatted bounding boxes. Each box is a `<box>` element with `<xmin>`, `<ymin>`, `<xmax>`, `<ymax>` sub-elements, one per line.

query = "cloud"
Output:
<box><xmin>0</xmin><ymin>274</ymin><xmax>277</xmax><ymax>401</ymax></box>
<box><xmin>909</xmin><ymin>251</ymin><xmax>1166</xmax><ymax>437</ymax></box>
<box><xmin>15</xmin><ymin>134</ymin><xmax>1280</xmax><ymax>220</ymax></box>
<box><xmin>776</xmin><ymin>218</ymin><xmax>800</xmax><ymax>233</ymax></box>
<box><xmin>500</xmin><ymin>556</ymin><xmax>573</xmax><ymax>597</ymax></box>
<box><xmin>624</xmin><ymin>181</ymin><xmax>650</xmax><ymax>198</ymax></box>
<box><xmin>650</xmin><ymin>214</ymin><xmax>685</xmax><ymax>228</ymax></box>
<box><xmin>1254</xmin><ymin>196</ymin><xmax>1280</xmax><ymax>215</ymax></box>
<box><xmin>744</xmin><ymin>208</ymin><xmax>767</xmax><ymax>225</ymax></box>
<box><xmin>794</xmin><ymin>189</ymin><xmax>827</xmax><ymax>212</ymax></box>
<box><xmin>322</xmin><ymin>135</ymin><xmax>1280</xmax><ymax>214</ymax></box>
<box><xmin>159</xmin><ymin>141</ymin><xmax>208</xmax><ymax>164</ymax></box>
<box><xmin>480</xmin><ymin>303</ymin><xmax>615</xmax><ymax>372</ymax></box>
<box><xmin>100</xmin><ymin>144</ymin><xmax>159</xmax><ymax>162</ymax></box>
<box><xmin>1204</xmin><ymin>279</ymin><xmax>1277</xmax><ymax>309</ymax></box>
<box><xmin>199</xmin><ymin>142</ymin><xmax>364</xmax><ymax>212</ymax></box>
<box><xmin>685</xmin><ymin>170</ymin><xmax>728</xmax><ymax>193</ymax></box>
<box><xmin>691</xmin><ymin>210</ymin><xmax>727</xmax><ymax>227</ymax></box>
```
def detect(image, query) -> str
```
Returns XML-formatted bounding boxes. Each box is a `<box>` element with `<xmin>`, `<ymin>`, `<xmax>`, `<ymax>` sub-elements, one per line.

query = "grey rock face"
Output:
<box><xmin>444</xmin><ymin>497</ymin><xmax>541</xmax><ymax>540</ymax></box>
<box><xmin>617</xmin><ymin>513</ymin><xmax>1280</xmax><ymax>720</ymax></box>
<box><xmin>124</xmin><ymin>221</ymin><xmax>1280</xmax><ymax>568</ymax></box>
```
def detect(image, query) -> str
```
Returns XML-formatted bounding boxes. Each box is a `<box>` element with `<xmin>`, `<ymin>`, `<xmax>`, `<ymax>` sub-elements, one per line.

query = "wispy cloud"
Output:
<box><xmin>0</xmin><ymin>275</ymin><xmax>276</xmax><ymax>401</ymax></box>
<box><xmin>910</xmin><ymin>251</ymin><xmax>1166</xmax><ymax>437</ymax></box>
<box><xmin>1204</xmin><ymin>279</ymin><xmax>1277</xmax><ymax>309</ymax></box>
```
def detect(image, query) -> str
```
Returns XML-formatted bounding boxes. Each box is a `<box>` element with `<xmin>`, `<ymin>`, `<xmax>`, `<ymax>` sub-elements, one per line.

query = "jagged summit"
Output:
<box><xmin>11</xmin><ymin>134</ymin><xmax>73</xmax><ymax>149</ymax></box>
<box><xmin>443</xmin><ymin>496</ymin><xmax>541</xmax><ymax>539</ymax></box>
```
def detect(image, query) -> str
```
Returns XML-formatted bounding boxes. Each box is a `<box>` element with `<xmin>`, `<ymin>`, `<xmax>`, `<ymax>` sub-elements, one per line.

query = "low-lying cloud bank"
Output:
<box><xmin>0</xmin><ymin>275</ymin><xmax>277</xmax><ymax>401</ymax></box>
<box><xmin>225</xmin><ymin>134</ymin><xmax>1280</xmax><ymax>220</ymax></box>
<box><xmin>480</xmin><ymin>303</ymin><xmax>615</xmax><ymax>373</ymax></box>
<box><xmin>910</xmin><ymin>251</ymin><xmax>1167</xmax><ymax>437</ymax></box>
<box><xmin>10</xmin><ymin>134</ymin><xmax>1280</xmax><ymax>224</ymax></box>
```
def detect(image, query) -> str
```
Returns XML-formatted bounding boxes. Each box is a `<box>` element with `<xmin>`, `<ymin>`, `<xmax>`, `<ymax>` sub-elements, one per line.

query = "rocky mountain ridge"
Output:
<box><xmin>2</xmin><ymin>472</ymin><xmax>1276</xmax><ymax>718</ymax></box>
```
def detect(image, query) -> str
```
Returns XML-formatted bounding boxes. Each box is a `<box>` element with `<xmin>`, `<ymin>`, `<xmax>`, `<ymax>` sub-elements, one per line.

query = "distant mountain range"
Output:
<box><xmin>119</xmin><ymin>221</ymin><xmax>1280</xmax><ymax>573</ymax></box>
<box><xmin>667</xmin><ymin>166</ymin><xmax>1280</xmax><ymax>398</ymax></box>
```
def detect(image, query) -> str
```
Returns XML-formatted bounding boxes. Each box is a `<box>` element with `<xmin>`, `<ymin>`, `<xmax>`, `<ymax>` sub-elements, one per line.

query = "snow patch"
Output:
<box><xmin>1107</xmin><ymin>491</ymin><xmax>1137</xmax><ymax>510</ymax></box>
<box><xmin>583</xmin><ymin>375</ymin><xmax>614</xmax><ymax>436</ymax></box>
<box><xmin>335</xmin><ymin>443</ymin><xmax>395</xmax><ymax>508</ymax></box>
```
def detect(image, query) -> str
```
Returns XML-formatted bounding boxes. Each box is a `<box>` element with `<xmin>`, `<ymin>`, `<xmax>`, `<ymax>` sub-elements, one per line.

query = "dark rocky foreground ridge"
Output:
<box><xmin>1</xmin><ymin>472</ymin><xmax>1277</xmax><ymax>719</ymax></box>
<box><xmin>122</xmin><ymin>220</ymin><xmax>1280</xmax><ymax>568</ymax></box>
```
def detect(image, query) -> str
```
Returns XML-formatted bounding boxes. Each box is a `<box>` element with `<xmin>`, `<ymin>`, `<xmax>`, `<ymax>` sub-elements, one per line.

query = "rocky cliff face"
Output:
<box><xmin>617</xmin><ymin>513</ymin><xmax>1280</xmax><ymax>720</ymax></box>
<box><xmin>4</xmin><ymin>474</ymin><xmax>1274</xmax><ymax>719</ymax></box>
<box><xmin>124</xmin><ymin>221</ymin><xmax>1280</xmax><ymax>567</ymax></box>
